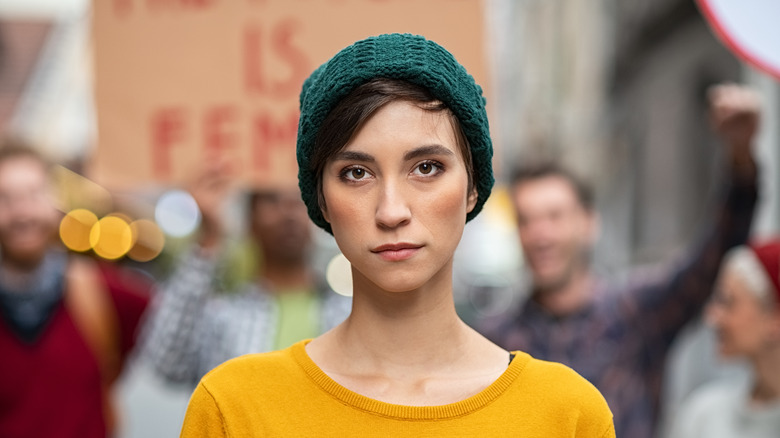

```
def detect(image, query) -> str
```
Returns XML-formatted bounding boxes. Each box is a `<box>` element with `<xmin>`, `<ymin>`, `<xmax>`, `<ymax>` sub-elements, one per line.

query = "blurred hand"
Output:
<box><xmin>188</xmin><ymin>157</ymin><xmax>235</xmax><ymax>251</ymax></box>
<box><xmin>708</xmin><ymin>83</ymin><xmax>760</xmax><ymax>176</ymax></box>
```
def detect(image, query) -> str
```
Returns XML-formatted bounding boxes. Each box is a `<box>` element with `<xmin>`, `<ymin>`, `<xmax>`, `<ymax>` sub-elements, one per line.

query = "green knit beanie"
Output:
<box><xmin>297</xmin><ymin>33</ymin><xmax>494</xmax><ymax>234</ymax></box>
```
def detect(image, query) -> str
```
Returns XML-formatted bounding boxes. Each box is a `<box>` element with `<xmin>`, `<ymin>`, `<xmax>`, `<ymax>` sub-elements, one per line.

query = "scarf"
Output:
<box><xmin>0</xmin><ymin>251</ymin><xmax>67</xmax><ymax>343</ymax></box>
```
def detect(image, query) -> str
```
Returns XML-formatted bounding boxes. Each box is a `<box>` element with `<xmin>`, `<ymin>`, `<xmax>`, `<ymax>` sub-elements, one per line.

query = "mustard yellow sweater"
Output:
<box><xmin>181</xmin><ymin>340</ymin><xmax>614</xmax><ymax>437</ymax></box>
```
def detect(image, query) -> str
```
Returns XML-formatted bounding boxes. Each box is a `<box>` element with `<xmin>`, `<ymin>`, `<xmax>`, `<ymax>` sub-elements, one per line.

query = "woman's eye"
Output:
<box><xmin>341</xmin><ymin>166</ymin><xmax>370</xmax><ymax>181</ymax></box>
<box><xmin>413</xmin><ymin>161</ymin><xmax>442</xmax><ymax>176</ymax></box>
<box><xmin>350</xmin><ymin>168</ymin><xmax>366</xmax><ymax>179</ymax></box>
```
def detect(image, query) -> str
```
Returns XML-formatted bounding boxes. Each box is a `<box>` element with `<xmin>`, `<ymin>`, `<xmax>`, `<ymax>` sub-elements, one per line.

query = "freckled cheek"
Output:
<box><xmin>416</xmin><ymin>182</ymin><xmax>470</xmax><ymax>232</ymax></box>
<box><xmin>328</xmin><ymin>198</ymin><xmax>365</xmax><ymax>228</ymax></box>
<box><xmin>321</xmin><ymin>183</ymin><xmax>370</xmax><ymax>231</ymax></box>
<box><xmin>324</xmin><ymin>192</ymin><xmax>375</xmax><ymax>262</ymax></box>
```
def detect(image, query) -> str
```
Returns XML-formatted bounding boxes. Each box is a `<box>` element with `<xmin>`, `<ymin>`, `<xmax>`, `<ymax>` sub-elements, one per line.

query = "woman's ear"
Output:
<box><xmin>318</xmin><ymin>190</ymin><xmax>331</xmax><ymax>223</ymax></box>
<box><xmin>321</xmin><ymin>204</ymin><xmax>330</xmax><ymax>223</ymax></box>
<box><xmin>466</xmin><ymin>187</ymin><xmax>478</xmax><ymax>214</ymax></box>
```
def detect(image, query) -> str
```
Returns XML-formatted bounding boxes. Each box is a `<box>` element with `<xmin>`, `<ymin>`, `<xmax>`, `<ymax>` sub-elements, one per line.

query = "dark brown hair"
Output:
<box><xmin>0</xmin><ymin>137</ymin><xmax>51</xmax><ymax>173</ymax></box>
<box><xmin>509</xmin><ymin>160</ymin><xmax>594</xmax><ymax>210</ymax></box>
<box><xmin>309</xmin><ymin>78</ymin><xmax>474</xmax><ymax>212</ymax></box>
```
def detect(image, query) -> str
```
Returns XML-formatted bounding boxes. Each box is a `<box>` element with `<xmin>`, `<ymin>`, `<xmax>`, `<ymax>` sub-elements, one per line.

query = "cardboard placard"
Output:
<box><xmin>90</xmin><ymin>0</ymin><xmax>488</xmax><ymax>190</ymax></box>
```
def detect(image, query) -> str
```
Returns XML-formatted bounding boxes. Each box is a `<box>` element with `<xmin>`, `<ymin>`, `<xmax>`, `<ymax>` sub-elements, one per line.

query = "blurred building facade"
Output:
<box><xmin>490</xmin><ymin>0</ymin><xmax>779</xmax><ymax>276</ymax></box>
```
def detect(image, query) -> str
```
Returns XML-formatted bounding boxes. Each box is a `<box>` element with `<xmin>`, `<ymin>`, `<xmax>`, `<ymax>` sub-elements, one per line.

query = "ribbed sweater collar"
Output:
<box><xmin>291</xmin><ymin>340</ymin><xmax>528</xmax><ymax>420</ymax></box>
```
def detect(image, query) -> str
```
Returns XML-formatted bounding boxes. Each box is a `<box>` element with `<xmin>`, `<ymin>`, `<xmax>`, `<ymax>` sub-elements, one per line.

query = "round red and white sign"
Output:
<box><xmin>697</xmin><ymin>0</ymin><xmax>780</xmax><ymax>80</ymax></box>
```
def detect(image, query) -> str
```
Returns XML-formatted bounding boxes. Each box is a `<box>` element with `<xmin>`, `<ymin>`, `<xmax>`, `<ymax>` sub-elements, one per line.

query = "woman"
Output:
<box><xmin>669</xmin><ymin>239</ymin><xmax>780</xmax><ymax>438</ymax></box>
<box><xmin>181</xmin><ymin>33</ymin><xmax>614</xmax><ymax>437</ymax></box>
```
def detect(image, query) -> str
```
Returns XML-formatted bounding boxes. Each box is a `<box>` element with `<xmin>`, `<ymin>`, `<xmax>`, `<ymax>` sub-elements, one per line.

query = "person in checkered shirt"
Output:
<box><xmin>479</xmin><ymin>84</ymin><xmax>761</xmax><ymax>438</ymax></box>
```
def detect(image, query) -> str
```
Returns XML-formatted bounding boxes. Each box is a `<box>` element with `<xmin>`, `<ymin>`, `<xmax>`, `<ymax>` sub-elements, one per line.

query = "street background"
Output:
<box><xmin>0</xmin><ymin>0</ymin><xmax>778</xmax><ymax>436</ymax></box>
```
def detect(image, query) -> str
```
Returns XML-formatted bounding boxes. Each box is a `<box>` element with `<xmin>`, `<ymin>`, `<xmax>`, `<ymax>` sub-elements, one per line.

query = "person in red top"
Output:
<box><xmin>0</xmin><ymin>138</ymin><xmax>150</xmax><ymax>438</ymax></box>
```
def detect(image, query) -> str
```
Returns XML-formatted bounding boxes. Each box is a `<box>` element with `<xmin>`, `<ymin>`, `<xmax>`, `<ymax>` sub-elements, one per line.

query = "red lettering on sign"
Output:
<box><xmin>244</xmin><ymin>26</ymin><xmax>267</xmax><ymax>96</ymax></box>
<box><xmin>112</xmin><ymin>0</ymin><xmax>133</xmax><ymax>16</ymax></box>
<box><xmin>251</xmin><ymin>109</ymin><xmax>299</xmax><ymax>170</ymax></box>
<box><xmin>271</xmin><ymin>19</ymin><xmax>309</xmax><ymax>96</ymax></box>
<box><xmin>150</xmin><ymin>107</ymin><xmax>187</xmax><ymax>178</ymax></box>
<box><xmin>244</xmin><ymin>19</ymin><xmax>310</xmax><ymax>99</ymax></box>
<box><xmin>203</xmin><ymin>105</ymin><xmax>238</xmax><ymax>157</ymax></box>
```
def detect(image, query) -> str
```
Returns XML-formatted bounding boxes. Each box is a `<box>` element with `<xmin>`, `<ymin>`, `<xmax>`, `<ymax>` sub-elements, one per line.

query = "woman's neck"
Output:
<box><xmin>344</xmin><ymin>284</ymin><xmax>465</xmax><ymax>365</ymax></box>
<box><xmin>751</xmin><ymin>346</ymin><xmax>780</xmax><ymax>404</ymax></box>
<box><xmin>344</xmin><ymin>261</ymin><xmax>465</xmax><ymax>356</ymax></box>
<box><xmin>305</xmin><ymin>262</ymin><xmax>509</xmax><ymax>405</ymax></box>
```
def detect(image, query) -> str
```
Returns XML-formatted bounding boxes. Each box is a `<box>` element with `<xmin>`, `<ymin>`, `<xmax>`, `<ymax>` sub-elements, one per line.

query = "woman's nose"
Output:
<box><xmin>374</xmin><ymin>181</ymin><xmax>411</xmax><ymax>229</ymax></box>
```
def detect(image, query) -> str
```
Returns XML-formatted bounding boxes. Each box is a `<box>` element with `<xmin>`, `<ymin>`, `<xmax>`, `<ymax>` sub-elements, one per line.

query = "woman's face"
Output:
<box><xmin>707</xmin><ymin>267</ymin><xmax>779</xmax><ymax>359</ymax></box>
<box><xmin>321</xmin><ymin>100</ymin><xmax>477</xmax><ymax>293</ymax></box>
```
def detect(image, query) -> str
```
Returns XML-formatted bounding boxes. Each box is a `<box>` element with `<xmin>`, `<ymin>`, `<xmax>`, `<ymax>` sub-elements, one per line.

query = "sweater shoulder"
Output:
<box><xmin>522</xmin><ymin>354</ymin><xmax>603</xmax><ymax>397</ymax></box>
<box><xmin>199</xmin><ymin>346</ymin><xmax>300</xmax><ymax>395</ymax></box>
<box><xmin>515</xmin><ymin>353</ymin><xmax>614</xmax><ymax>435</ymax></box>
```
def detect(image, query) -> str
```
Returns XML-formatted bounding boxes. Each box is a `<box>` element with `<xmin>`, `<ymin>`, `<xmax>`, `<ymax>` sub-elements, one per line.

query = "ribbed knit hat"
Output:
<box><xmin>296</xmin><ymin>33</ymin><xmax>494</xmax><ymax>234</ymax></box>
<box><xmin>750</xmin><ymin>238</ymin><xmax>780</xmax><ymax>302</ymax></box>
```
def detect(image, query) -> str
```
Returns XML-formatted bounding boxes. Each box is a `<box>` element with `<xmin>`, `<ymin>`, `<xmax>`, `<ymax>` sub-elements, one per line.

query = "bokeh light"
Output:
<box><xmin>326</xmin><ymin>253</ymin><xmax>353</xmax><ymax>297</ymax></box>
<box><xmin>128</xmin><ymin>219</ymin><xmax>165</xmax><ymax>262</ymax></box>
<box><xmin>90</xmin><ymin>215</ymin><xmax>133</xmax><ymax>260</ymax></box>
<box><xmin>154</xmin><ymin>190</ymin><xmax>201</xmax><ymax>238</ymax></box>
<box><xmin>106</xmin><ymin>211</ymin><xmax>133</xmax><ymax>223</ymax></box>
<box><xmin>59</xmin><ymin>209</ymin><xmax>98</xmax><ymax>252</ymax></box>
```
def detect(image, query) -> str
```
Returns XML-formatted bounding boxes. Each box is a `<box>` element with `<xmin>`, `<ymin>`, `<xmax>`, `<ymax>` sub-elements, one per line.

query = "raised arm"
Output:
<box><xmin>139</xmin><ymin>160</ymin><xmax>234</xmax><ymax>385</ymax></box>
<box><xmin>623</xmin><ymin>84</ymin><xmax>760</xmax><ymax>348</ymax></box>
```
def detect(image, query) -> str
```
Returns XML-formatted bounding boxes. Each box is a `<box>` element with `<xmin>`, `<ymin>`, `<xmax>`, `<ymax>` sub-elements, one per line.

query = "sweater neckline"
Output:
<box><xmin>291</xmin><ymin>339</ymin><xmax>529</xmax><ymax>420</ymax></box>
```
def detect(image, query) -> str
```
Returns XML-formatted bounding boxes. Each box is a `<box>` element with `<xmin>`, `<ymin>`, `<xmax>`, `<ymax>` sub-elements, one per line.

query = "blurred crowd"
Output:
<box><xmin>1</xmin><ymin>7</ymin><xmax>780</xmax><ymax>438</ymax></box>
<box><xmin>1</xmin><ymin>81</ymin><xmax>778</xmax><ymax>437</ymax></box>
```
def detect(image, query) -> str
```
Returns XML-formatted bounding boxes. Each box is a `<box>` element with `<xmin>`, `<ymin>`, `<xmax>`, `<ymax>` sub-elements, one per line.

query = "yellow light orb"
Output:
<box><xmin>60</xmin><ymin>209</ymin><xmax>99</xmax><ymax>252</ymax></box>
<box><xmin>106</xmin><ymin>211</ymin><xmax>134</xmax><ymax>223</ymax></box>
<box><xmin>128</xmin><ymin>219</ymin><xmax>165</xmax><ymax>262</ymax></box>
<box><xmin>90</xmin><ymin>216</ymin><xmax>133</xmax><ymax>260</ymax></box>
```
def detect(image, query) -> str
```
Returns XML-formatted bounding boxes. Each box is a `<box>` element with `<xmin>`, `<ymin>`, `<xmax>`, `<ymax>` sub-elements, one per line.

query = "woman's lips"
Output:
<box><xmin>371</xmin><ymin>243</ymin><xmax>422</xmax><ymax>262</ymax></box>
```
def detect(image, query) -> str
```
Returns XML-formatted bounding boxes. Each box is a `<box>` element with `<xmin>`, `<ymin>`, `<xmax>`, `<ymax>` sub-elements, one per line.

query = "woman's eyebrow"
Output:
<box><xmin>332</xmin><ymin>150</ymin><xmax>375</xmax><ymax>162</ymax></box>
<box><xmin>403</xmin><ymin>144</ymin><xmax>455</xmax><ymax>161</ymax></box>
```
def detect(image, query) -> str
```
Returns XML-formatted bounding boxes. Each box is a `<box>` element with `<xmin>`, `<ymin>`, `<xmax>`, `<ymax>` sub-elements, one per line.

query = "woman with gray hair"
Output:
<box><xmin>669</xmin><ymin>238</ymin><xmax>780</xmax><ymax>437</ymax></box>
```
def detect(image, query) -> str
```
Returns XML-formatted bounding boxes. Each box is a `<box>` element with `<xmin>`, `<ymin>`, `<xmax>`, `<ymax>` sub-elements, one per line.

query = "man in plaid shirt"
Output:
<box><xmin>479</xmin><ymin>84</ymin><xmax>760</xmax><ymax>438</ymax></box>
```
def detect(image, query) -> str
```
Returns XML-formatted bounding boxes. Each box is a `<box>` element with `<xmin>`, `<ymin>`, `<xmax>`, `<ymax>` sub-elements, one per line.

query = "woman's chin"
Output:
<box><xmin>353</xmin><ymin>269</ymin><xmax>430</xmax><ymax>294</ymax></box>
<box><xmin>369</xmin><ymin>277</ymin><xmax>428</xmax><ymax>294</ymax></box>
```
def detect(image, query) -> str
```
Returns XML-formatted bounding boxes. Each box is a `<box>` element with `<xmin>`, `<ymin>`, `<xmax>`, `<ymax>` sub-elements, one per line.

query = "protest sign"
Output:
<box><xmin>91</xmin><ymin>0</ymin><xmax>488</xmax><ymax>190</ymax></box>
